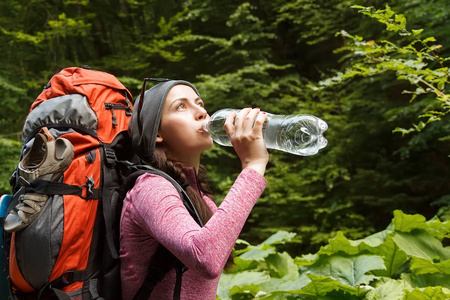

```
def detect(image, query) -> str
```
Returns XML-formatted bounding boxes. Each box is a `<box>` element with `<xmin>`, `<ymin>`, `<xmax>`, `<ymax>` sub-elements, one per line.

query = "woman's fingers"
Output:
<box><xmin>252</xmin><ymin>110</ymin><xmax>267</xmax><ymax>136</ymax></box>
<box><xmin>224</xmin><ymin>110</ymin><xmax>237</xmax><ymax>136</ymax></box>
<box><xmin>223</xmin><ymin>107</ymin><xmax>268</xmax><ymax>175</ymax></box>
<box><xmin>224</xmin><ymin>108</ymin><xmax>254</xmax><ymax>139</ymax></box>
<box><xmin>234</xmin><ymin>108</ymin><xmax>252</xmax><ymax>136</ymax></box>
<box><xmin>224</xmin><ymin>107</ymin><xmax>266</xmax><ymax>141</ymax></box>
<box><xmin>242</xmin><ymin>108</ymin><xmax>261</xmax><ymax>134</ymax></box>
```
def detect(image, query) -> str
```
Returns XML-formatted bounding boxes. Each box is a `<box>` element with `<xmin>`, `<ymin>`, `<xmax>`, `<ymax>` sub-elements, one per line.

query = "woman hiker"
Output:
<box><xmin>120</xmin><ymin>79</ymin><xmax>268</xmax><ymax>299</ymax></box>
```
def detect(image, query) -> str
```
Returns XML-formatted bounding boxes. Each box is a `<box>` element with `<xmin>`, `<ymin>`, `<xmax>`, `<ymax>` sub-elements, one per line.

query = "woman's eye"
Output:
<box><xmin>177</xmin><ymin>103</ymin><xmax>187</xmax><ymax>110</ymax></box>
<box><xmin>197</xmin><ymin>101</ymin><xmax>204</xmax><ymax>108</ymax></box>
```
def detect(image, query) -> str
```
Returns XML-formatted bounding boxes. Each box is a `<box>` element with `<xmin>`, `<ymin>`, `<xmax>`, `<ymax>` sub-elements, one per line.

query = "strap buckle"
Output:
<box><xmin>104</xmin><ymin>147</ymin><xmax>116</xmax><ymax>166</ymax></box>
<box><xmin>81</xmin><ymin>176</ymin><xmax>95</xmax><ymax>199</ymax></box>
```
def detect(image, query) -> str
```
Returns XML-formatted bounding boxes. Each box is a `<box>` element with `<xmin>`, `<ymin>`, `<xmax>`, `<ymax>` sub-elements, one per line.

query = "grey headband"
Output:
<box><xmin>129</xmin><ymin>80</ymin><xmax>200</xmax><ymax>162</ymax></box>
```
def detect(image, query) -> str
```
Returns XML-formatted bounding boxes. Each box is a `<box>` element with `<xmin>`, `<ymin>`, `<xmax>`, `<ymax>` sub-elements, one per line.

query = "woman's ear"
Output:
<box><xmin>155</xmin><ymin>133</ymin><xmax>163</xmax><ymax>143</ymax></box>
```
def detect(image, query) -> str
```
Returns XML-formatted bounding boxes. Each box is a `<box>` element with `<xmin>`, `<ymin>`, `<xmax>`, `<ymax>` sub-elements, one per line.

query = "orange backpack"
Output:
<box><xmin>4</xmin><ymin>66</ymin><xmax>133</xmax><ymax>299</ymax></box>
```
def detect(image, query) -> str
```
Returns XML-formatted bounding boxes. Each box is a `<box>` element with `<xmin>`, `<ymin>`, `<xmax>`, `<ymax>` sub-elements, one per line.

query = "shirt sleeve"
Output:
<box><xmin>127</xmin><ymin>168</ymin><xmax>266</xmax><ymax>278</ymax></box>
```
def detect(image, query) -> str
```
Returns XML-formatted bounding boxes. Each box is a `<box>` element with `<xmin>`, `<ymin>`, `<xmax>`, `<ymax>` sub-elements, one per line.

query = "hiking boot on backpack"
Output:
<box><xmin>4</xmin><ymin>130</ymin><xmax>74</xmax><ymax>232</ymax></box>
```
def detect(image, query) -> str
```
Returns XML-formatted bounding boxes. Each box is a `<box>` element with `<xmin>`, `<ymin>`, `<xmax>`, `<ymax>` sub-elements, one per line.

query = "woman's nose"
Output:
<box><xmin>195</xmin><ymin>106</ymin><xmax>207</xmax><ymax>120</ymax></box>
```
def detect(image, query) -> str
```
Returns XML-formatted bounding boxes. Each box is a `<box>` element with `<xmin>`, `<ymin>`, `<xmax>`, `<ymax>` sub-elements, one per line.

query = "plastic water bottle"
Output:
<box><xmin>202</xmin><ymin>108</ymin><xmax>328</xmax><ymax>156</ymax></box>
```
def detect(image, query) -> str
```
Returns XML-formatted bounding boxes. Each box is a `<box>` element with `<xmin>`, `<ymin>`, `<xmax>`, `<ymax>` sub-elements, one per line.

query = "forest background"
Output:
<box><xmin>1</xmin><ymin>0</ymin><xmax>450</xmax><ymax>298</ymax></box>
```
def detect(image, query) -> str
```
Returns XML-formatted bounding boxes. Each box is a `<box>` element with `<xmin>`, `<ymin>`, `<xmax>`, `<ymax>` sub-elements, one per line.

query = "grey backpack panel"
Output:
<box><xmin>14</xmin><ymin>194</ymin><xmax>64</xmax><ymax>289</ymax></box>
<box><xmin>22</xmin><ymin>94</ymin><xmax>97</xmax><ymax>143</ymax></box>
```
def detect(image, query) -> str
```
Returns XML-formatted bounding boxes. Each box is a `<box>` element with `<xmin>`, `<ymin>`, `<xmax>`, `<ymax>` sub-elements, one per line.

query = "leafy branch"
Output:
<box><xmin>311</xmin><ymin>4</ymin><xmax>450</xmax><ymax>135</ymax></box>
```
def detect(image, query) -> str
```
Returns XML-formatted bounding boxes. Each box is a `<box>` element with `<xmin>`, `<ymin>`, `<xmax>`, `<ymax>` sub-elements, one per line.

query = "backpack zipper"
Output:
<box><xmin>105</xmin><ymin>98</ymin><xmax>132</xmax><ymax>127</ymax></box>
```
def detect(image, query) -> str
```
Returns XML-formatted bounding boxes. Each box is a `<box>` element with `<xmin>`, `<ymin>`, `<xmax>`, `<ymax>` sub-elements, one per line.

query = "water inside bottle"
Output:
<box><xmin>205</xmin><ymin>117</ymin><xmax>232</xmax><ymax>147</ymax></box>
<box><xmin>274</xmin><ymin>115</ymin><xmax>328</xmax><ymax>156</ymax></box>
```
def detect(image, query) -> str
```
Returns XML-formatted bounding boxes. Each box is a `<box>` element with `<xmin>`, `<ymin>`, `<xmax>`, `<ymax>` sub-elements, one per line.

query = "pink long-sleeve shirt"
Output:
<box><xmin>120</xmin><ymin>167</ymin><xmax>267</xmax><ymax>300</ymax></box>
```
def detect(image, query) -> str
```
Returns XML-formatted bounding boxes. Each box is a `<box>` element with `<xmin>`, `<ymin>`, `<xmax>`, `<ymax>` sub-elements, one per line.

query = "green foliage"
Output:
<box><xmin>287</xmin><ymin>2</ymin><xmax>450</xmax><ymax>252</ymax></box>
<box><xmin>0</xmin><ymin>75</ymin><xmax>28</xmax><ymax>134</ymax></box>
<box><xmin>313</xmin><ymin>4</ymin><xmax>450</xmax><ymax>136</ymax></box>
<box><xmin>218</xmin><ymin>211</ymin><xmax>450</xmax><ymax>299</ymax></box>
<box><xmin>0</xmin><ymin>138</ymin><xmax>21</xmax><ymax>194</ymax></box>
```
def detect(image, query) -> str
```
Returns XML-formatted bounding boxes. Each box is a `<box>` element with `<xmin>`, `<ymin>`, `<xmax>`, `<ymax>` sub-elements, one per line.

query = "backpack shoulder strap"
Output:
<box><xmin>121</xmin><ymin>164</ymin><xmax>203</xmax><ymax>227</ymax></box>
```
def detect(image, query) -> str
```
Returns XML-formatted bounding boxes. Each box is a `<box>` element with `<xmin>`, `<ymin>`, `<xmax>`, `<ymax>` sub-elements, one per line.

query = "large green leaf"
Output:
<box><xmin>237</xmin><ymin>231</ymin><xmax>295</xmax><ymax>261</ymax></box>
<box><xmin>392</xmin><ymin>230</ymin><xmax>450</xmax><ymax>276</ymax></box>
<box><xmin>373</xmin><ymin>235</ymin><xmax>408</xmax><ymax>277</ymax></box>
<box><xmin>217</xmin><ymin>271</ymin><xmax>270</xmax><ymax>300</ymax></box>
<box><xmin>230</xmin><ymin>256</ymin><xmax>258</xmax><ymax>273</ymax></box>
<box><xmin>238</xmin><ymin>245</ymin><xmax>276</xmax><ymax>262</ymax></box>
<box><xmin>307</xmin><ymin>254</ymin><xmax>385</xmax><ymax>287</ymax></box>
<box><xmin>300</xmin><ymin>274</ymin><xmax>366</xmax><ymax>297</ymax></box>
<box><xmin>259</xmin><ymin>273</ymin><xmax>311</xmax><ymax>294</ymax></box>
<box><xmin>392</xmin><ymin>210</ymin><xmax>427</xmax><ymax>233</ymax></box>
<box><xmin>402</xmin><ymin>273</ymin><xmax>450</xmax><ymax>289</ymax></box>
<box><xmin>262</xmin><ymin>231</ymin><xmax>297</xmax><ymax>246</ymax></box>
<box><xmin>326</xmin><ymin>231</ymin><xmax>383</xmax><ymax>256</ymax></box>
<box><xmin>365</xmin><ymin>277</ymin><xmax>412</xmax><ymax>300</ymax></box>
<box><xmin>422</xmin><ymin>217</ymin><xmax>450</xmax><ymax>241</ymax></box>
<box><xmin>295</xmin><ymin>230</ymin><xmax>390</xmax><ymax>267</ymax></box>
<box><xmin>404</xmin><ymin>286</ymin><xmax>450</xmax><ymax>300</ymax></box>
<box><xmin>409</xmin><ymin>257</ymin><xmax>450</xmax><ymax>276</ymax></box>
<box><xmin>392</xmin><ymin>211</ymin><xmax>450</xmax><ymax>241</ymax></box>
<box><xmin>265</xmin><ymin>252</ymin><xmax>298</xmax><ymax>280</ymax></box>
<box><xmin>392</xmin><ymin>230</ymin><xmax>450</xmax><ymax>261</ymax></box>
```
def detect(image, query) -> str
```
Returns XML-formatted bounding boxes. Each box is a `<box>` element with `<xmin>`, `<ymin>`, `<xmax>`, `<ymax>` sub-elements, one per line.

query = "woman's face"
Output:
<box><xmin>156</xmin><ymin>84</ymin><xmax>213</xmax><ymax>164</ymax></box>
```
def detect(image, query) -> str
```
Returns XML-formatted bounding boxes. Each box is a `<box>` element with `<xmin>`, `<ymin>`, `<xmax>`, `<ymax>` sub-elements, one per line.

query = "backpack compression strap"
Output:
<box><xmin>4</xmin><ymin>174</ymin><xmax>100</xmax><ymax>221</ymax></box>
<box><xmin>120</xmin><ymin>166</ymin><xmax>203</xmax><ymax>300</ymax></box>
<box><xmin>13</xmin><ymin>176</ymin><xmax>100</xmax><ymax>199</ymax></box>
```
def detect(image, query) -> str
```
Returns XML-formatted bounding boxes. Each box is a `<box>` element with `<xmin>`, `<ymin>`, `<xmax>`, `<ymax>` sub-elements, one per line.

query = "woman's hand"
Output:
<box><xmin>224</xmin><ymin>108</ymin><xmax>269</xmax><ymax>176</ymax></box>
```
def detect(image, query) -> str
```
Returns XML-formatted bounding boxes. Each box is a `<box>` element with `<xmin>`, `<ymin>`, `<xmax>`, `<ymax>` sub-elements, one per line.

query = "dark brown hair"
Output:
<box><xmin>151</xmin><ymin>146</ymin><xmax>213</xmax><ymax>223</ymax></box>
